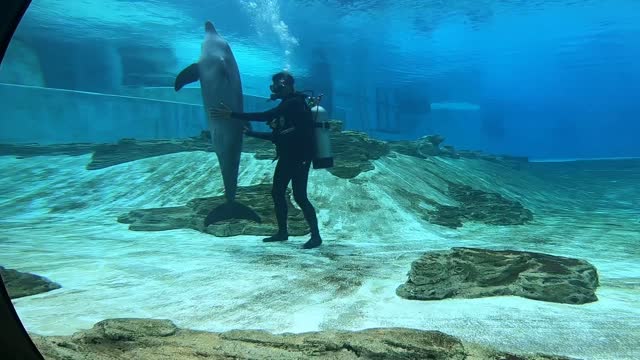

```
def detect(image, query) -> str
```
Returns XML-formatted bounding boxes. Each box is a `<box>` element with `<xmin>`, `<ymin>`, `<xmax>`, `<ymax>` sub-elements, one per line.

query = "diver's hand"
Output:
<box><xmin>209</xmin><ymin>102</ymin><xmax>232</xmax><ymax>119</ymax></box>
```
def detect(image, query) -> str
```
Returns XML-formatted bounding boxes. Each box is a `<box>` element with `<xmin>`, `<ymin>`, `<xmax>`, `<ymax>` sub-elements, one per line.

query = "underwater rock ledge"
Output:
<box><xmin>0</xmin><ymin>266</ymin><xmax>62</xmax><ymax>299</ymax></box>
<box><xmin>389</xmin><ymin>134</ymin><xmax>528</xmax><ymax>164</ymax></box>
<box><xmin>29</xmin><ymin>318</ymin><xmax>578</xmax><ymax>360</ymax></box>
<box><xmin>0</xmin><ymin>120</ymin><xmax>527</xmax><ymax>179</ymax></box>
<box><xmin>396</xmin><ymin>247</ymin><xmax>599</xmax><ymax>304</ymax></box>
<box><xmin>117</xmin><ymin>183</ymin><xmax>310</xmax><ymax>237</ymax></box>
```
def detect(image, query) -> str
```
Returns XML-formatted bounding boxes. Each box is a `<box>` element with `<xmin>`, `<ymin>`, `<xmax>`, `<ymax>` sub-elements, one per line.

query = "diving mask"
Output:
<box><xmin>269</xmin><ymin>79</ymin><xmax>287</xmax><ymax>99</ymax></box>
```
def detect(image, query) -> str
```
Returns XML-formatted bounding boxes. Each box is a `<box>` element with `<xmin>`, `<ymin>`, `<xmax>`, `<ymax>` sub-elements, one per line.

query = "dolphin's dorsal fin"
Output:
<box><xmin>205</xmin><ymin>21</ymin><xmax>217</xmax><ymax>34</ymax></box>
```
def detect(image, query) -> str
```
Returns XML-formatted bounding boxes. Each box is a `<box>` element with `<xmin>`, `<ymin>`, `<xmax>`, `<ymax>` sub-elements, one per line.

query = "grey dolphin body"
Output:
<box><xmin>175</xmin><ymin>21</ymin><xmax>260</xmax><ymax>227</ymax></box>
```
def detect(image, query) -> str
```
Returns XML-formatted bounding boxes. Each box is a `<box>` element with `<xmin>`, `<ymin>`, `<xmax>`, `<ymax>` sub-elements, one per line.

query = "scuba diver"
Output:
<box><xmin>210</xmin><ymin>71</ymin><xmax>323</xmax><ymax>250</ymax></box>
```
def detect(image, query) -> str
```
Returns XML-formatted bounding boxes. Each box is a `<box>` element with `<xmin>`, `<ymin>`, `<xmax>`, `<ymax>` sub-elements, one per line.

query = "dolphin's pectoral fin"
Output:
<box><xmin>174</xmin><ymin>63</ymin><xmax>200</xmax><ymax>91</ymax></box>
<box><xmin>204</xmin><ymin>201</ymin><xmax>262</xmax><ymax>227</ymax></box>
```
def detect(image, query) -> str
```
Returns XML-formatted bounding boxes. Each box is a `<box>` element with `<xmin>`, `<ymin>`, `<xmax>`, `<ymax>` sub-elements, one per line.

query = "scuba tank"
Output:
<box><xmin>310</xmin><ymin>105</ymin><xmax>334</xmax><ymax>169</ymax></box>
<box><xmin>304</xmin><ymin>93</ymin><xmax>334</xmax><ymax>169</ymax></box>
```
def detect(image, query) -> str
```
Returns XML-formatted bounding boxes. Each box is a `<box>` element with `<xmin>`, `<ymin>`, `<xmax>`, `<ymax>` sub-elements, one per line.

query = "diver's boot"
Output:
<box><xmin>263</xmin><ymin>231</ymin><xmax>288</xmax><ymax>242</ymax></box>
<box><xmin>302</xmin><ymin>234</ymin><xmax>322</xmax><ymax>249</ymax></box>
<box><xmin>265</xmin><ymin>200</ymin><xmax>288</xmax><ymax>242</ymax></box>
<box><xmin>301</xmin><ymin>208</ymin><xmax>322</xmax><ymax>249</ymax></box>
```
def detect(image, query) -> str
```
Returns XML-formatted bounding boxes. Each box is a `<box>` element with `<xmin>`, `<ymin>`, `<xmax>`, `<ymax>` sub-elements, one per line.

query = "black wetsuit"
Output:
<box><xmin>231</xmin><ymin>92</ymin><xmax>321</xmax><ymax>245</ymax></box>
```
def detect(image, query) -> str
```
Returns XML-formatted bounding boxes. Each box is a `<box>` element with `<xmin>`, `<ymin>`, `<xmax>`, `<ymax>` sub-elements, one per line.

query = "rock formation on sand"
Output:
<box><xmin>396</xmin><ymin>247</ymin><xmax>599</xmax><ymax>304</ymax></box>
<box><xmin>30</xmin><ymin>318</ymin><xmax>577</xmax><ymax>360</ymax></box>
<box><xmin>0</xmin><ymin>266</ymin><xmax>61</xmax><ymax>299</ymax></box>
<box><xmin>393</xmin><ymin>181</ymin><xmax>534</xmax><ymax>229</ymax></box>
<box><xmin>114</xmin><ymin>134</ymin><xmax>534</xmax><ymax>237</ymax></box>
<box><xmin>117</xmin><ymin>183</ymin><xmax>310</xmax><ymax>237</ymax></box>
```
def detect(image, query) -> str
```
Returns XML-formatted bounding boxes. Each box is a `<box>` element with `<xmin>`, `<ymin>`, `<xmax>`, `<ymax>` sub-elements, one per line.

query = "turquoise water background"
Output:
<box><xmin>1</xmin><ymin>0</ymin><xmax>639</xmax><ymax>159</ymax></box>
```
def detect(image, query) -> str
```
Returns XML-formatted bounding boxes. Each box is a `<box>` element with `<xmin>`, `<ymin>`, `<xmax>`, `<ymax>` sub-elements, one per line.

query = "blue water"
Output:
<box><xmin>3</xmin><ymin>0</ymin><xmax>640</xmax><ymax>159</ymax></box>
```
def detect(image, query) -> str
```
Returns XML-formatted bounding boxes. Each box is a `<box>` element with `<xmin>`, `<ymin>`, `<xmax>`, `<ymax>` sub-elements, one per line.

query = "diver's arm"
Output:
<box><xmin>245</xmin><ymin>131</ymin><xmax>273</xmax><ymax>141</ymax></box>
<box><xmin>230</xmin><ymin>103</ymin><xmax>284</xmax><ymax>122</ymax></box>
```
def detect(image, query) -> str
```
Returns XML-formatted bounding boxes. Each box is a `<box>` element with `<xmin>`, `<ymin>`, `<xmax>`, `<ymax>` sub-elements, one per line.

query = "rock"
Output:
<box><xmin>29</xmin><ymin>318</ymin><xmax>577</xmax><ymax>360</ymax></box>
<box><xmin>389</xmin><ymin>140</ymin><xmax>426</xmax><ymax>158</ymax></box>
<box><xmin>445</xmin><ymin>182</ymin><xmax>533</xmax><ymax>226</ymax></box>
<box><xmin>0</xmin><ymin>266</ymin><xmax>61</xmax><ymax>299</ymax></box>
<box><xmin>393</xmin><ymin>182</ymin><xmax>533</xmax><ymax>229</ymax></box>
<box><xmin>76</xmin><ymin>318</ymin><xmax>178</xmax><ymax>343</ymax></box>
<box><xmin>327</xmin><ymin>129</ymin><xmax>389</xmax><ymax>179</ymax></box>
<box><xmin>389</xmin><ymin>135</ymin><xmax>453</xmax><ymax>159</ymax></box>
<box><xmin>328</xmin><ymin>161</ymin><xmax>376</xmax><ymax>179</ymax></box>
<box><xmin>440</xmin><ymin>145</ymin><xmax>460</xmax><ymax>159</ymax></box>
<box><xmin>417</xmin><ymin>142</ymin><xmax>440</xmax><ymax>157</ymax></box>
<box><xmin>328</xmin><ymin>119</ymin><xmax>344</xmax><ymax>132</ymax></box>
<box><xmin>425</xmin><ymin>134</ymin><xmax>445</xmax><ymax>147</ymax></box>
<box><xmin>118</xmin><ymin>183</ymin><xmax>309</xmax><ymax>237</ymax></box>
<box><xmin>406</xmin><ymin>135</ymin><xmax>444</xmax><ymax>157</ymax></box>
<box><xmin>396</xmin><ymin>247</ymin><xmax>599</xmax><ymax>304</ymax></box>
<box><xmin>426</xmin><ymin>204</ymin><xmax>466</xmax><ymax>228</ymax></box>
<box><xmin>388</xmin><ymin>134</ymin><xmax>529</xmax><ymax>165</ymax></box>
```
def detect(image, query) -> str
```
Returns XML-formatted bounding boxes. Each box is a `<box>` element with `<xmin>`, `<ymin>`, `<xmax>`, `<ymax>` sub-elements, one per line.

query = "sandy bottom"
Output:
<box><xmin>0</xmin><ymin>152</ymin><xmax>639</xmax><ymax>360</ymax></box>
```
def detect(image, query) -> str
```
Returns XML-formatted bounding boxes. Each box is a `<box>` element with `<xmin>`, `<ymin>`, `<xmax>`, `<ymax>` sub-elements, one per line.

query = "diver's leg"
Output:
<box><xmin>264</xmin><ymin>159</ymin><xmax>292</xmax><ymax>242</ymax></box>
<box><xmin>291</xmin><ymin>160</ymin><xmax>322</xmax><ymax>249</ymax></box>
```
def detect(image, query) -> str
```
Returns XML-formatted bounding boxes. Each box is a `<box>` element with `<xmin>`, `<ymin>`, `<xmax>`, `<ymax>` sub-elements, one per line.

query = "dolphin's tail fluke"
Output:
<box><xmin>204</xmin><ymin>201</ymin><xmax>261</xmax><ymax>227</ymax></box>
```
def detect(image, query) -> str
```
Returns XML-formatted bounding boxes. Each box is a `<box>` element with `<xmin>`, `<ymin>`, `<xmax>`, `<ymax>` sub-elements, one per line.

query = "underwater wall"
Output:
<box><xmin>1</xmin><ymin>80</ymin><xmax>638</xmax><ymax>160</ymax></box>
<box><xmin>0</xmin><ymin>83</ymin><xmax>280</xmax><ymax>144</ymax></box>
<box><xmin>0</xmin><ymin>84</ymin><xmax>204</xmax><ymax>144</ymax></box>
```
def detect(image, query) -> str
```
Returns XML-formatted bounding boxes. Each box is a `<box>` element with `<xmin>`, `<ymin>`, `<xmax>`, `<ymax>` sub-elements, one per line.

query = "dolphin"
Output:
<box><xmin>174</xmin><ymin>21</ymin><xmax>260</xmax><ymax>227</ymax></box>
